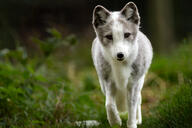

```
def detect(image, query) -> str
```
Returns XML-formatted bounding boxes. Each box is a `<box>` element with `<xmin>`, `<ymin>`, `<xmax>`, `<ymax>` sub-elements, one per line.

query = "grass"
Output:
<box><xmin>140</xmin><ymin>84</ymin><xmax>192</xmax><ymax>128</ymax></box>
<box><xmin>150</xmin><ymin>42</ymin><xmax>192</xmax><ymax>84</ymax></box>
<box><xmin>0</xmin><ymin>34</ymin><xmax>192</xmax><ymax>128</ymax></box>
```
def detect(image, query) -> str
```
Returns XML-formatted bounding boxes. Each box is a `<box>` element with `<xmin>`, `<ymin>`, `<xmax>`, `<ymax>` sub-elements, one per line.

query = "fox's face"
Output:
<box><xmin>93</xmin><ymin>2</ymin><xmax>140</xmax><ymax>62</ymax></box>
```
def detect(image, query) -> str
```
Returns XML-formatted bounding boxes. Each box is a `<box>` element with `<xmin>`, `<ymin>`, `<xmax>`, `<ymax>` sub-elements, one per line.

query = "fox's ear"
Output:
<box><xmin>92</xmin><ymin>5</ymin><xmax>110</xmax><ymax>28</ymax></box>
<box><xmin>121</xmin><ymin>2</ymin><xmax>140</xmax><ymax>25</ymax></box>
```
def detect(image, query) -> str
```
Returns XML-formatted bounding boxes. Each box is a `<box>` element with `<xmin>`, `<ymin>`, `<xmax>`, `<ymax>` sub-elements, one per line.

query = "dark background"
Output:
<box><xmin>0</xmin><ymin>0</ymin><xmax>192</xmax><ymax>53</ymax></box>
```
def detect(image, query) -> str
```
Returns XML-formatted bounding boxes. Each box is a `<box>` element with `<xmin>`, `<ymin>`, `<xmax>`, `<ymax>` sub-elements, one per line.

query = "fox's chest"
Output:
<box><xmin>111</xmin><ymin>64</ymin><xmax>132</xmax><ymax>89</ymax></box>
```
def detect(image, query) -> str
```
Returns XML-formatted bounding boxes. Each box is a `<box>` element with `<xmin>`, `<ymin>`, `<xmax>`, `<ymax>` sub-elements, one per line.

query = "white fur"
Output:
<box><xmin>92</xmin><ymin>3</ymin><xmax>153</xmax><ymax>128</ymax></box>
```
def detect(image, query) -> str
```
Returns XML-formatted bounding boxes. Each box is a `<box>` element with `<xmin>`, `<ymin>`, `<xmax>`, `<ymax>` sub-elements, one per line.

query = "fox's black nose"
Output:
<box><xmin>117</xmin><ymin>52</ymin><xmax>124</xmax><ymax>61</ymax></box>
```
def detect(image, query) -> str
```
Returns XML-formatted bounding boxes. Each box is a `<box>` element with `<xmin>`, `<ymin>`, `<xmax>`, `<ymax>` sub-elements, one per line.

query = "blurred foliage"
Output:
<box><xmin>0</xmin><ymin>34</ymin><xmax>192</xmax><ymax>127</ymax></box>
<box><xmin>32</xmin><ymin>28</ymin><xmax>77</xmax><ymax>58</ymax></box>
<box><xmin>140</xmin><ymin>84</ymin><xmax>192</xmax><ymax>128</ymax></box>
<box><xmin>151</xmin><ymin>39</ymin><xmax>192</xmax><ymax>84</ymax></box>
<box><xmin>0</xmin><ymin>46</ymin><xmax>28</xmax><ymax>65</ymax></box>
<box><xmin>0</xmin><ymin>29</ymin><xmax>104</xmax><ymax>127</ymax></box>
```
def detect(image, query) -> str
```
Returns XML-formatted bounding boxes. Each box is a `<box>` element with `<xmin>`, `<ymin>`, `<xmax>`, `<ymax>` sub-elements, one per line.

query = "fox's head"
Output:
<box><xmin>92</xmin><ymin>2</ymin><xmax>140</xmax><ymax>62</ymax></box>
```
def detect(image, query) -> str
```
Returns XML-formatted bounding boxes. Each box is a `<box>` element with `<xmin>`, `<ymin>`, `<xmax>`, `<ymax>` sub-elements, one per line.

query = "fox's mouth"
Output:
<box><xmin>117</xmin><ymin>58</ymin><xmax>124</xmax><ymax>61</ymax></box>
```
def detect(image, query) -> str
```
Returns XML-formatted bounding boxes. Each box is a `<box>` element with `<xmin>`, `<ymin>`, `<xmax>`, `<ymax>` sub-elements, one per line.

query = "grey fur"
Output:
<box><xmin>91</xmin><ymin>2</ymin><xmax>153</xmax><ymax>128</ymax></box>
<box><xmin>121</xmin><ymin>2</ymin><xmax>140</xmax><ymax>25</ymax></box>
<box><xmin>93</xmin><ymin>5</ymin><xmax>110</xmax><ymax>28</ymax></box>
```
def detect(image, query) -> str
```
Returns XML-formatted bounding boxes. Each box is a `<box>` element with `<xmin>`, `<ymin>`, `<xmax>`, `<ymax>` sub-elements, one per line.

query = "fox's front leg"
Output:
<box><xmin>127</xmin><ymin>87</ymin><xmax>138</xmax><ymax>128</ymax></box>
<box><xmin>136</xmin><ymin>93</ymin><xmax>142</xmax><ymax>125</ymax></box>
<box><xmin>127</xmin><ymin>76</ymin><xmax>144</xmax><ymax>128</ymax></box>
<box><xmin>105</xmin><ymin>81</ymin><xmax>122</xmax><ymax>126</ymax></box>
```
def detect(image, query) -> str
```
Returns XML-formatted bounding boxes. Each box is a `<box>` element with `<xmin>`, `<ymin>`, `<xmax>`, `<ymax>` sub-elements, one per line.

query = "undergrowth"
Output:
<box><xmin>0</xmin><ymin>31</ymin><xmax>191</xmax><ymax>128</ymax></box>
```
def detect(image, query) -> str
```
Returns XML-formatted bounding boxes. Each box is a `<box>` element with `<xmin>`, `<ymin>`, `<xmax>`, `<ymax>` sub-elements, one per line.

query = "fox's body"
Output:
<box><xmin>91</xmin><ymin>2</ymin><xmax>152</xmax><ymax>128</ymax></box>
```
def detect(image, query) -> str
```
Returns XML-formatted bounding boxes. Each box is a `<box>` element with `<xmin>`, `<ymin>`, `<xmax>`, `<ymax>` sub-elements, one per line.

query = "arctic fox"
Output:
<box><xmin>91</xmin><ymin>2</ymin><xmax>153</xmax><ymax>128</ymax></box>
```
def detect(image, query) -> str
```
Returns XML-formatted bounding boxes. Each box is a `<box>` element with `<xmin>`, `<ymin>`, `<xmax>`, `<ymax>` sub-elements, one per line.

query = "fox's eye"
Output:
<box><xmin>105</xmin><ymin>35</ymin><xmax>113</xmax><ymax>40</ymax></box>
<box><xmin>124</xmin><ymin>32</ymin><xmax>131</xmax><ymax>38</ymax></box>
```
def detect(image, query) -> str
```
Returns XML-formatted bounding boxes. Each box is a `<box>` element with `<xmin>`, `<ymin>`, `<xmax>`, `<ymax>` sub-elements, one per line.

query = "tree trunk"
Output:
<box><xmin>147</xmin><ymin>0</ymin><xmax>175</xmax><ymax>53</ymax></box>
